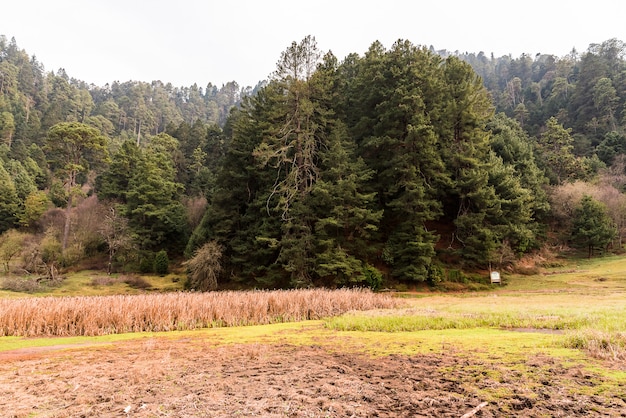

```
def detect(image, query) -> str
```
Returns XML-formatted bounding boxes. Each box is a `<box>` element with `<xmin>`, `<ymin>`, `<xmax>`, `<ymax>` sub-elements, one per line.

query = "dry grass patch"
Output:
<box><xmin>0</xmin><ymin>288</ymin><xmax>398</xmax><ymax>337</ymax></box>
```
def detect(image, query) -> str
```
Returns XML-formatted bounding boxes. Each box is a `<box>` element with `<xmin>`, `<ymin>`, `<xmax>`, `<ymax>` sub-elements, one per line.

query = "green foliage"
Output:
<box><xmin>139</xmin><ymin>252</ymin><xmax>155</xmax><ymax>274</ymax></box>
<box><xmin>125</xmin><ymin>148</ymin><xmax>188</xmax><ymax>251</ymax></box>
<box><xmin>186</xmin><ymin>97</ymin><xmax>283</xmax><ymax>286</ymax></box>
<box><xmin>0</xmin><ymin>162</ymin><xmax>19</xmax><ymax>234</ymax></box>
<box><xmin>596</xmin><ymin>131</ymin><xmax>626</xmax><ymax>165</ymax></box>
<box><xmin>341</xmin><ymin>41</ymin><xmax>451</xmax><ymax>280</ymax></box>
<box><xmin>98</xmin><ymin>139</ymin><xmax>189</xmax><ymax>253</ymax></box>
<box><xmin>45</xmin><ymin>122</ymin><xmax>109</xmax><ymax>250</ymax></box>
<box><xmin>570</xmin><ymin>195</ymin><xmax>617</xmax><ymax>257</ymax></box>
<box><xmin>362</xmin><ymin>264</ymin><xmax>383</xmax><ymax>291</ymax></box>
<box><xmin>19</xmin><ymin>190</ymin><xmax>50</xmax><ymax>228</ymax></box>
<box><xmin>6</xmin><ymin>159</ymin><xmax>36</xmax><ymax>203</ymax></box>
<box><xmin>427</xmin><ymin>264</ymin><xmax>444</xmax><ymax>285</ymax></box>
<box><xmin>535</xmin><ymin>117</ymin><xmax>581</xmax><ymax>184</ymax></box>
<box><xmin>9</xmin><ymin>34</ymin><xmax>626</xmax><ymax>288</ymax></box>
<box><xmin>45</xmin><ymin>122</ymin><xmax>109</xmax><ymax>178</ymax></box>
<box><xmin>96</xmin><ymin>140</ymin><xmax>141</xmax><ymax>201</ymax></box>
<box><xmin>251</xmin><ymin>36</ymin><xmax>328</xmax><ymax>286</ymax></box>
<box><xmin>153</xmin><ymin>250</ymin><xmax>169</xmax><ymax>276</ymax></box>
<box><xmin>48</xmin><ymin>179</ymin><xmax>68</xmax><ymax>207</ymax></box>
<box><xmin>40</xmin><ymin>229</ymin><xmax>63</xmax><ymax>280</ymax></box>
<box><xmin>0</xmin><ymin>229</ymin><xmax>26</xmax><ymax>272</ymax></box>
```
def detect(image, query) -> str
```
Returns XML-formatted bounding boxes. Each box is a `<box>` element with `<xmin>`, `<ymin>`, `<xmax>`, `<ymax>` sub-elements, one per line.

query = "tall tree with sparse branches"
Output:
<box><xmin>45</xmin><ymin>122</ymin><xmax>108</xmax><ymax>251</ymax></box>
<box><xmin>253</xmin><ymin>35</ymin><xmax>330</xmax><ymax>286</ymax></box>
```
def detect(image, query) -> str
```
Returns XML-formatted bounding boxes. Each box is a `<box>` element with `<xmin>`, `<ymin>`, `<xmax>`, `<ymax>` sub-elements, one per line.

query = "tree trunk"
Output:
<box><xmin>62</xmin><ymin>194</ymin><xmax>72</xmax><ymax>251</ymax></box>
<box><xmin>136</xmin><ymin>122</ymin><xmax>141</xmax><ymax>147</ymax></box>
<box><xmin>62</xmin><ymin>172</ymin><xmax>75</xmax><ymax>251</ymax></box>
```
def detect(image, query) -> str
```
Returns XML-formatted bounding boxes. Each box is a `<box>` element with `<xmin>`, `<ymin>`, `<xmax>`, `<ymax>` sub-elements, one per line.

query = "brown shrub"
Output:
<box><xmin>120</xmin><ymin>274</ymin><xmax>152</xmax><ymax>289</ymax></box>
<box><xmin>90</xmin><ymin>276</ymin><xmax>119</xmax><ymax>287</ymax></box>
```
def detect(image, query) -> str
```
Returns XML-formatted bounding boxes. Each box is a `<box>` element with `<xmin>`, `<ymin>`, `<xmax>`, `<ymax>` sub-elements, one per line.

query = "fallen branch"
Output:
<box><xmin>461</xmin><ymin>401</ymin><xmax>488</xmax><ymax>418</ymax></box>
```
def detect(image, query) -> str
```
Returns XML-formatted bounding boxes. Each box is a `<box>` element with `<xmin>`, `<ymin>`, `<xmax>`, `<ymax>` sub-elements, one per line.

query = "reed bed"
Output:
<box><xmin>0</xmin><ymin>288</ymin><xmax>399</xmax><ymax>337</ymax></box>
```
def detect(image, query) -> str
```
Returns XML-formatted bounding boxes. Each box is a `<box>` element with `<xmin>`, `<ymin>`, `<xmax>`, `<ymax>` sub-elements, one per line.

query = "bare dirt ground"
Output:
<box><xmin>1</xmin><ymin>336</ymin><xmax>625</xmax><ymax>417</ymax></box>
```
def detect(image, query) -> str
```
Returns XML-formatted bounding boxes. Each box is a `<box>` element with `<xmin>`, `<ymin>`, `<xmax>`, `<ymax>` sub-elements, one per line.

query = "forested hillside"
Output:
<box><xmin>1</xmin><ymin>34</ymin><xmax>625</xmax><ymax>290</ymax></box>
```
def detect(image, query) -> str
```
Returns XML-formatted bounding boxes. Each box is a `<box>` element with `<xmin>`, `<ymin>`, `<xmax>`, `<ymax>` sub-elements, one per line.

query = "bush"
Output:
<box><xmin>1</xmin><ymin>274</ymin><xmax>63</xmax><ymax>293</ymax></box>
<box><xmin>139</xmin><ymin>252</ymin><xmax>155</xmax><ymax>274</ymax></box>
<box><xmin>427</xmin><ymin>264</ymin><xmax>444</xmax><ymax>285</ymax></box>
<box><xmin>436</xmin><ymin>281</ymin><xmax>467</xmax><ymax>292</ymax></box>
<box><xmin>153</xmin><ymin>250</ymin><xmax>169</xmax><ymax>275</ymax></box>
<box><xmin>447</xmin><ymin>269</ymin><xmax>466</xmax><ymax>283</ymax></box>
<box><xmin>362</xmin><ymin>264</ymin><xmax>383</xmax><ymax>291</ymax></box>
<box><xmin>121</xmin><ymin>274</ymin><xmax>152</xmax><ymax>289</ymax></box>
<box><xmin>90</xmin><ymin>276</ymin><xmax>118</xmax><ymax>287</ymax></box>
<box><xmin>1</xmin><ymin>276</ymin><xmax>42</xmax><ymax>293</ymax></box>
<box><xmin>183</xmin><ymin>241</ymin><xmax>222</xmax><ymax>291</ymax></box>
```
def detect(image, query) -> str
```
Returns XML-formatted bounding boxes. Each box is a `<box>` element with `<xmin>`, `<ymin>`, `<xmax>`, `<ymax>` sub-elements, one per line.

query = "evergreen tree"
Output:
<box><xmin>0</xmin><ymin>162</ymin><xmax>19</xmax><ymax>234</ymax></box>
<box><xmin>19</xmin><ymin>190</ymin><xmax>50</xmax><ymax>228</ymax></box>
<box><xmin>125</xmin><ymin>143</ymin><xmax>188</xmax><ymax>252</ymax></box>
<box><xmin>434</xmin><ymin>56</ymin><xmax>497</xmax><ymax>266</ymax></box>
<box><xmin>488</xmin><ymin>113</ymin><xmax>551</xmax><ymax>246</ymax></box>
<box><xmin>488</xmin><ymin>113</ymin><xmax>550</xmax><ymax>215</ymax></box>
<box><xmin>535</xmin><ymin>117</ymin><xmax>581</xmax><ymax>184</ymax></box>
<box><xmin>252</xmin><ymin>36</ymin><xmax>330</xmax><ymax>286</ymax></box>
<box><xmin>340</xmin><ymin>40</ymin><xmax>449</xmax><ymax>281</ymax></box>
<box><xmin>570</xmin><ymin>195</ymin><xmax>617</xmax><ymax>257</ymax></box>
<box><xmin>153</xmin><ymin>249</ymin><xmax>169</xmax><ymax>275</ymax></box>
<box><xmin>96</xmin><ymin>140</ymin><xmax>142</xmax><ymax>202</ymax></box>
<box><xmin>6</xmin><ymin>159</ymin><xmax>36</xmax><ymax>203</ymax></box>
<box><xmin>596</xmin><ymin>131</ymin><xmax>626</xmax><ymax>165</ymax></box>
<box><xmin>309</xmin><ymin>122</ymin><xmax>382</xmax><ymax>285</ymax></box>
<box><xmin>186</xmin><ymin>95</ymin><xmax>282</xmax><ymax>286</ymax></box>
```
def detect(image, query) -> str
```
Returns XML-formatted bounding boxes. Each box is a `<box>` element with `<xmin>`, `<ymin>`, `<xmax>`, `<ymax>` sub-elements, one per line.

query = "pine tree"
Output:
<box><xmin>0</xmin><ymin>162</ymin><xmax>19</xmax><ymax>234</ymax></box>
<box><xmin>339</xmin><ymin>40</ymin><xmax>448</xmax><ymax>281</ymax></box>
<box><xmin>96</xmin><ymin>140</ymin><xmax>142</xmax><ymax>202</ymax></box>
<box><xmin>153</xmin><ymin>249</ymin><xmax>169</xmax><ymax>275</ymax></box>
<box><xmin>125</xmin><ymin>144</ymin><xmax>188</xmax><ymax>252</ymax></box>
<box><xmin>571</xmin><ymin>195</ymin><xmax>617</xmax><ymax>257</ymax></box>
<box><xmin>535</xmin><ymin>117</ymin><xmax>580</xmax><ymax>184</ymax></box>
<box><xmin>251</xmin><ymin>36</ymin><xmax>330</xmax><ymax>286</ymax></box>
<box><xmin>309</xmin><ymin>122</ymin><xmax>382</xmax><ymax>285</ymax></box>
<box><xmin>488</xmin><ymin>113</ymin><xmax>551</xmax><ymax>245</ymax></box>
<box><xmin>186</xmin><ymin>94</ymin><xmax>283</xmax><ymax>286</ymax></box>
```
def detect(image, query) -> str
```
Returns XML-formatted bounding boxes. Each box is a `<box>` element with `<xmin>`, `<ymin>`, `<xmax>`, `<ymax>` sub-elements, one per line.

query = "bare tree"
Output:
<box><xmin>98</xmin><ymin>205</ymin><xmax>134</xmax><ymax>274</ymax></box>
<box><xmin>183</xmin><ymin>241</ymin><xmax>222</xmax><ymax>291</ymax></box>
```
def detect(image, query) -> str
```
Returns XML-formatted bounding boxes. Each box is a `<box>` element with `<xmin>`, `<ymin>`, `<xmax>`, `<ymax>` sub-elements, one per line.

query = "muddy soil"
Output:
<box><xmin>1</xmin><ymin>337</ymin><xmax>625</xmax><ymax>417</ymax></box>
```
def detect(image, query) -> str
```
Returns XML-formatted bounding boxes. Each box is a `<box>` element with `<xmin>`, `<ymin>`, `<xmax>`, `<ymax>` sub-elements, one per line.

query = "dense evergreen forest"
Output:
<box><xmin>1</xmin><ymin>34</ymin><xmax>626</xmax><ymax>290</ymax></box>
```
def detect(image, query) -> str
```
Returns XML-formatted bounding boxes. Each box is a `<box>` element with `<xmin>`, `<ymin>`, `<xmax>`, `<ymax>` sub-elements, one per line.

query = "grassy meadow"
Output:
<box><xmin>2</xmin><ymin>256</ymin><xmax>626</xmax><ymax>415</ymax></box>
<box><xmin>2</xmin><ymin>256</ymin><xmax>626</xmax><ymax>393</ymax></box>
<box><xmin>1</xmin><ymin>256</ymin><xmax>626</xmax><ymax>349</ymax></box>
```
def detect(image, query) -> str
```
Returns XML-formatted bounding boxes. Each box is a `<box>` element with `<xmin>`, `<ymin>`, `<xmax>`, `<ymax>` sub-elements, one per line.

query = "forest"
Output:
<box><xmin>1</xmin><ymin>34</ymin><xmax>626</xmax><ymax>290</ymax></box>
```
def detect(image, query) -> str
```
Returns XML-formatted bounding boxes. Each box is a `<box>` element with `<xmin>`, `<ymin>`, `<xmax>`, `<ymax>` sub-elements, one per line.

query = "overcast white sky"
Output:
<box><xmin>2</xmin><ymin>1</ymin><xmax>625</xmax><ymax>88</ymax></box>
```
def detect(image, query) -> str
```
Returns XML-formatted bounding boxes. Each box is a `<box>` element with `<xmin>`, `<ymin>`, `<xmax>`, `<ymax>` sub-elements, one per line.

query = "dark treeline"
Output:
<box><xmin>1</xmin><ymin>34</ymin><xmax>625</xmax><ymax>290</ymax></box>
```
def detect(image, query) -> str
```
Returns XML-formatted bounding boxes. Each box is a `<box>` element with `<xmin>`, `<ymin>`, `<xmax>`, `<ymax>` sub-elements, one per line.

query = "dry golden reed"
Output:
<box><xmin>0</xmin><ymin>289</ymin><xmax>398</xmax><ymax>337</ymax></box>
